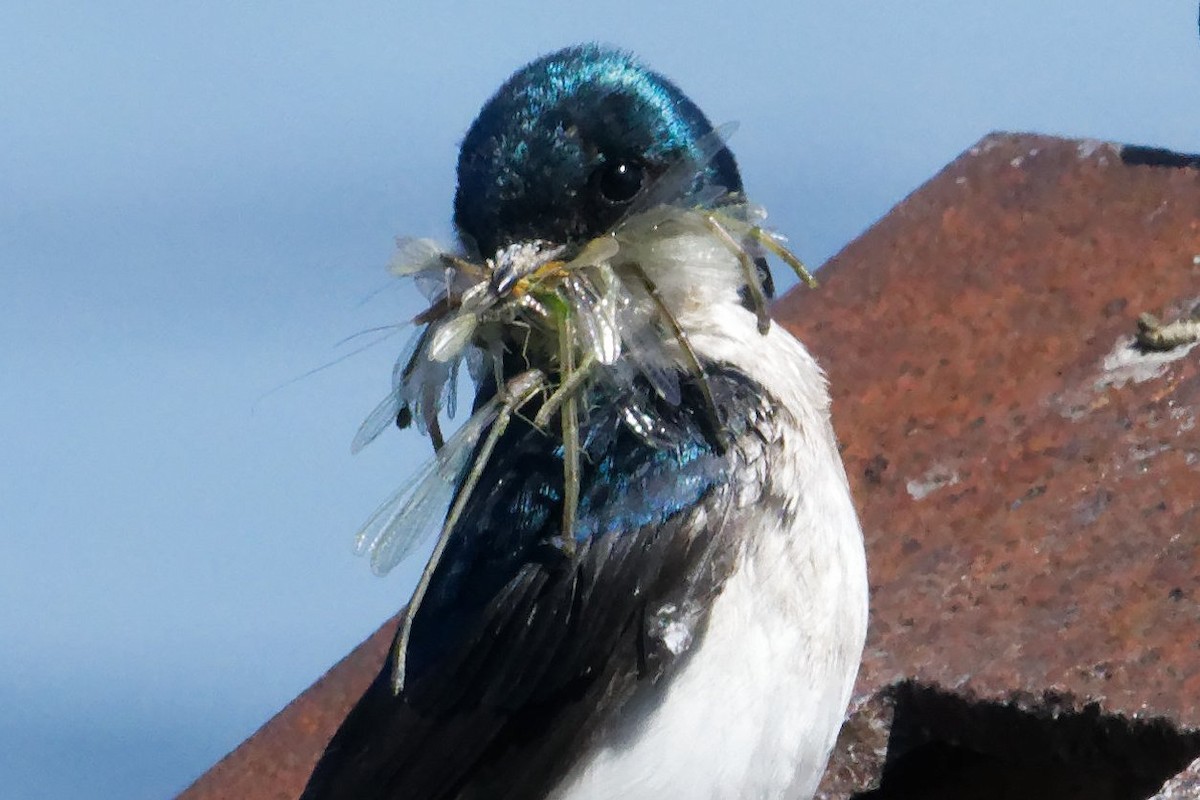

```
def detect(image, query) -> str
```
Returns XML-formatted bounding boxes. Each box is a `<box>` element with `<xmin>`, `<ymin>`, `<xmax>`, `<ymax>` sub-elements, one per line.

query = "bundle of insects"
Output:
<box><xmin>351</xmin><ymin>130</ymin><xmax>816</xmax><ymax>690</ymax></box>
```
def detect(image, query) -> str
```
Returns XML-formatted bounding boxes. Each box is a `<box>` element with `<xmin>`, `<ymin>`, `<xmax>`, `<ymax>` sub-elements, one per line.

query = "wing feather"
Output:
<box><xmin>302</xmin><ymin>366</ymin><xmax>773</xmax><ymax>800</ymax></box>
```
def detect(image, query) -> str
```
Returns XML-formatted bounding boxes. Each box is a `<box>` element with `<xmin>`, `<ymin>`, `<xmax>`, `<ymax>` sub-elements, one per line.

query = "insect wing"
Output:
<box><xmin>614</xmin><ymin>294</ymin><xmax>682</xmax><ymax>406</ymax></box>
<box><xmin>564</xmin><ymin>234</ymin><xmax>620</xmax><ymax>270</ymax></box>
<box><xmin>627</xmin><ymin>121</ymin><xmax>739</xmax><ymax>217</ymax></box>
<box><xmin>619</xmin><ymin>392</ymin><xmax>677</xmax><ymax>449</ymax></box>
<box><xmin>353</xmin><ymin>398</ymin><xmax>500</xmax><ymax>576</ymax></box>
<box><xmin>562</xmin><ymin>275</ymin><xmax>621</xmax><ymax>365</ymax></box>
<box><xmin>352</xmin><ymin>389</ymin><xmax>405</xmax><ymax>455</ymax></box>
<box><xmin>350</xmin><ymin>329</ymin><xmax>429</xmax><ymax>454</ymax></box>
<box><xmin>389</xmin><ymin>237</ymin><xmax>446</xmax><ymax>278</ymax></box>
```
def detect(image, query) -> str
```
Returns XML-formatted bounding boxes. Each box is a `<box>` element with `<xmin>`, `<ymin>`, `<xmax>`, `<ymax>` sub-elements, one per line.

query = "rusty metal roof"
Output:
<box><xmin>783</xmin><ymin>132</ymin><xmax>1200</xmax><ymax>799</ymax></box>
<box><xmin>179</xmin><ymin>132</ymin><xmax>1200</xmax><ymax>799</ymax></box>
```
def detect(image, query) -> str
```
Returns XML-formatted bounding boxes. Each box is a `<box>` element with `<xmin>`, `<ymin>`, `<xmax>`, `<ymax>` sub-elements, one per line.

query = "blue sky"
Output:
<box><xmin>2</xmin><ymin>2</ymin><xmax>1198</xmax><ymax>798</ymax></box>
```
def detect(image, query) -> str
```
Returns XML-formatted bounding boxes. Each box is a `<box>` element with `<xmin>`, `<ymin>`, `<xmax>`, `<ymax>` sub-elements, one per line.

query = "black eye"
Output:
<box><xmin>595</xmin><ymin>160</ymin><xmax>645</xmax><ymax>204</ymax></box>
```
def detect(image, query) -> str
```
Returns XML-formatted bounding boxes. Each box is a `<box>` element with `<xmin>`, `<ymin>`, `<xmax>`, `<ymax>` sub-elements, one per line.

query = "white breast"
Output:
<box><xmin>549</xmin><ymin>271</ymin><xmax>870</xmax><ymax>800</ymax></box>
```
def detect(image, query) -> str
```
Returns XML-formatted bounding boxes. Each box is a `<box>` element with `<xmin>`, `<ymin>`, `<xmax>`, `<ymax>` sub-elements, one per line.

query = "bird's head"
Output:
<box><xmin>454</xmin><ymin>45</ymin><xmax>744</xmax><ymax>264</ymax></box>
<box><xmin>371</xmin><ymin>45</ymin><xmax>811</xmax><ymax>467</ymax></box>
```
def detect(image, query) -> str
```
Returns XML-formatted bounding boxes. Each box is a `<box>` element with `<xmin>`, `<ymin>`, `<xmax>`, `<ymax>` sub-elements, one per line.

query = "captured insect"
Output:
<box><xmin>351</xmin><ymin>125</ymin><xmax>817</xmax><ymax>691</ymax></box>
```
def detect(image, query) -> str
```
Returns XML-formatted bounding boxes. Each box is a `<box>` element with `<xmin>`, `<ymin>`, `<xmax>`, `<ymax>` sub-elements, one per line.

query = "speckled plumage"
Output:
<box><xmin>302</xmin><ymin>44</ymin><xmax>867</xmax><ymax>800</ymax></box>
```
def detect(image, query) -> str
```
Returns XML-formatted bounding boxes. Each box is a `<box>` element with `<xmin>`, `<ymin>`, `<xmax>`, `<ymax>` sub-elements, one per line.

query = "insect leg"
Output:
<box><xmin>533</xmin><ymin>352</ymin><xmax>597</xmax><ymax>429</ymax></box>
<box><xmin>391</xmin><ymin>369</ymin><xmax>547</xmax><ymax>693</ymax></box>
<box><xmin>626</xmin><ymin>263</ymin><xmax>729</xmax><ymax>453</ymax></box>
<box><xmin>703</xmin><ymin>213</ymin><xmax>772</xmax><ymax>335</ymax></box>
<box><xmin>558</xmin><ymin>315</ymin><xmax>581</xmax><ymax>559</ymax></box>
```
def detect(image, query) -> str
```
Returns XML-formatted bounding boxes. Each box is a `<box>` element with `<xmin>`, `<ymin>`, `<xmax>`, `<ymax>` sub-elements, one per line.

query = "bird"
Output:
<box><xmin>301</xmin><ymin>44</ymin><xmax>868</xmax><ymax>800</ymax></box>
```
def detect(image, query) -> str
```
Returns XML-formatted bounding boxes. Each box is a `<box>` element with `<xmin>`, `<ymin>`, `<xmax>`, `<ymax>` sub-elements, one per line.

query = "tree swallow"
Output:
<box><xmin>302</xmin><ymin>44</ymin><xmax>868</xmax><ymax>800</ymax></box>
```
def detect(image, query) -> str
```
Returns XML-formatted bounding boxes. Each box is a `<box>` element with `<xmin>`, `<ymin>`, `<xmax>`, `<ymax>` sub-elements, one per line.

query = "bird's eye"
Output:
<box><xmin>595</xmin><ymin>160</ymin><xmax>645</xmax><ymax>204</ymax></box>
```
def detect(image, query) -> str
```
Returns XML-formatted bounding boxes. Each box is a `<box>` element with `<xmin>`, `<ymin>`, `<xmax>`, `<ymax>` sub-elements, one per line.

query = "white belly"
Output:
<box><xmin>550</xmin><ymin>284</ymin><xmax>869</xmax><ymax>800</ymax></box>
<box><xmin>550</xmin><ymin>386</ymin><xmax>867</xmax><ymax>797</ymax></box>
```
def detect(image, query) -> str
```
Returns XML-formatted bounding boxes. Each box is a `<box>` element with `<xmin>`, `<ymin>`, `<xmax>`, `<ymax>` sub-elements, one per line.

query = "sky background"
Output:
<box><xmin>2</xmin><ymin>2</ymin><xmax>1199</xmax><ymax>798</ymax></box>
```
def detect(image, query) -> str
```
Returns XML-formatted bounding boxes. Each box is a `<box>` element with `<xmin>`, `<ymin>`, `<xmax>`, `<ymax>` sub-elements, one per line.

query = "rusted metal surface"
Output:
<box><xmin>784</xmin><ymin>130</ymin><xmax>1200</xmax><ymax>720</ymax></box>
<box><xmin>180</xmin><ymin>132</ymin><xmax>1200</xmax><ymax>798</ymax></box>
<box><xmin>778</xmin><ymin>132</ymin><xmax>1200</xmax><ymax>798</ymax></box>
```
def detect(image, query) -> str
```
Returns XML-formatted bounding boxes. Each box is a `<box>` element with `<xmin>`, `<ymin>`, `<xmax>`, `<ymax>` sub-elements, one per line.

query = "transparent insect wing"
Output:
<box><xmin>353</xmin><ymin>359</ymin><xmax>450</xmax><ymax>455</ymax></box>
<box><xmin>584</xmin><ymin>358</ymin><xmax>677</xmax><ymax>453</ymax></box>
<box><xmin>389</xmin><ymin>237</ymin><xmax>447</xmax><ymax>278</ymax></box>
<box><xmin>702</xmin><ymin>205</ymin><xmax>757</xmax><ymax>243</ymax></box>
<box><xmin>465</xmin><ymin>339</ymin><xmax>501</xmax><ymax>387</ymax></box>
<box><xmin>731</xmin><ymin>199</ymin><xmax>769</xmax><ymax>226</ymax></box>
<box><xmin>618</xmin><ymin>388</ymin><xmax>677</xmax><ymax>450</ymax></box>
<box><xmin>349</xmin><ymin>329</ymin><xmax>429</xmax><ymax>454</ymax></box>
<box><xmin>626</xmin><ymin>121</ymin><xmax>739</xmax><ymax>217</ymax></box>
<box><xmin>410</xmin><ymin>357</ymin><xmax>456</xmax><ymax>434</ymax></box>
<box><xmin>390</xmin><ymin>328</ymin><xmax>427</xmax><ymax>391</ymax></box>
<box><xmin>413</xmin><ymin>270</ymin><xmax>451</xmax><ymax>305</ymax></box>
<box><xmin>352</xmin><ymin>390</ymin><xmax>405</xmax><ymax>455</ymax></box>
<box><xmin>354</xmin><ymin>396</ymin><xmax>501</xmax><ymax>576</ymax></box>
<box><xmin>688</xmin><ymin>182</ymin><xmax>731</xmax><ymax>211</ymax></box>
<box><xmin>445</xmin><ymin>356</ymin><xmax>461</xmax><ymax>419</ymax></box>
<box><xmin>613</xmin><ymin>290</ymin><xmax>682</xmax><ymax>406</ymax></box>
<box><xmin>380</xmin><ymin>336</ymin><xmax>456</xmax><ymax>443</ymax></box>
<box><xmin>593</xmin><ymin>280</ymin><xmax>624</xmax><ymax>363</ymax></box>
<box><xmin>444</xmin><ymin>257</ymin><xmax>490</xmax><ymax>302</ymax></box>
<box><xmin>562</xmin><ymin>274</ymin><xmax>621</xmax><ymax>365</ymax></box>
<box><xmin>565</xmin><ymin>234</ymin><xmax>620</xmax><ymax>270</ymax></box>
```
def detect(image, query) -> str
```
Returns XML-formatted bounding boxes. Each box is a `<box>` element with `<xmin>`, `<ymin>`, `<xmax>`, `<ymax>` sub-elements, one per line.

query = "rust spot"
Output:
<box><xmin>864</xmin><ymin>454</ymin><xmax>890</xmax><ymax>485</ymax></box>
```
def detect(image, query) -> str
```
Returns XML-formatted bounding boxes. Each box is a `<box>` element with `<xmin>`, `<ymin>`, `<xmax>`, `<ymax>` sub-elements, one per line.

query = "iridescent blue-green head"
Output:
<box><xmin>454</xmin><ymin>44</ymin><xmax>743</xmax><ymax>260</ymax></box>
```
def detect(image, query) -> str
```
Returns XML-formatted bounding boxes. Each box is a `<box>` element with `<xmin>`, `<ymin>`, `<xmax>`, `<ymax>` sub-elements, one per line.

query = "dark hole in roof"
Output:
<box><xmin>850</xmin><ymin>682</ymin><xmax>1200</xmax><ymax>800</ymax></box>
<box><xmin>1119</xmin><ymin>145</ymin><xmax>1200</xmax><ymax>169</ymax></box>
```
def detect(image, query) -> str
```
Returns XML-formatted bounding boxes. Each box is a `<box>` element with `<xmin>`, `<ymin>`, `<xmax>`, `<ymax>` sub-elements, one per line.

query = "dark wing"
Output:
<box><xmin>302</xmin><ymin>367</ymin><xmax>771</xmax><ymax>800</ymax></box>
